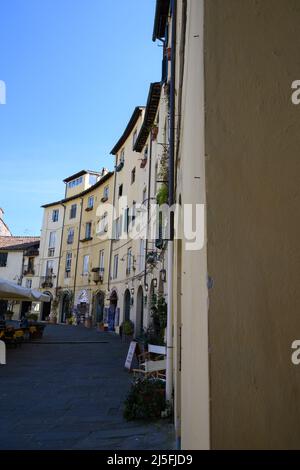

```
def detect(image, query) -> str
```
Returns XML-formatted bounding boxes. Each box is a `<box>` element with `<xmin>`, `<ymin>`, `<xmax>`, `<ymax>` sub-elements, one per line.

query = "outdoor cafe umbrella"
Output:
<box><xmin>0</xmin><ymin>278</ymin><xmax>50</xmax><ymax>302</ymax></box>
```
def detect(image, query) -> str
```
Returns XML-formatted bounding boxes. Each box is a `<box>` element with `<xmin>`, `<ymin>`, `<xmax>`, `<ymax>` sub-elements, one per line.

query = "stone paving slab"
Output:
<box><xmin>0</xmin><ymin>324</ymin><xmax>175</xmax><ymax>450</ymax></box>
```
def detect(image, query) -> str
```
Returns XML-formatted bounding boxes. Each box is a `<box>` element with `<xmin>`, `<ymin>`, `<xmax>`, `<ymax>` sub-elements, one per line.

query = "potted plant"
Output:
<box><xmin>84</xmin><ymin>315</ymin><xmax>92</xmax><ymax>328</ymax></box>
<box><xmin>121</xmin><ymin>320</ymin><xmax>134</xmax><ymax>340</ymax></box>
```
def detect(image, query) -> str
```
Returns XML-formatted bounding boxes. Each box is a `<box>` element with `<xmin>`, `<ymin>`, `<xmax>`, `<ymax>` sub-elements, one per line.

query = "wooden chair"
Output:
<box><xmin>133</xmin><ymin>344</ymin><xmax>167</xmax><ymax>379</ymax></box>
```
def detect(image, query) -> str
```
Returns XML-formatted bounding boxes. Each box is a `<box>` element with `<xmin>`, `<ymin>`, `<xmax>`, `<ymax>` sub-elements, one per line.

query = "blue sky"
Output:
<box><xmin>0</xmin><ymin>0</ymin><xmax>161</xmax><ymax>235</ymax></box>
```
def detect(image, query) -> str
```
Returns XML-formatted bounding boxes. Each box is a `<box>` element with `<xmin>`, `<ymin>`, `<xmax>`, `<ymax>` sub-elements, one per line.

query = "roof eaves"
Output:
<box><xmin>110</xmin><ymin>107</ymin><xmax>145</xmax><ymax>156</ymax></box>
<box><xmin>133</xmin><ymin>83</ymin><xmax>161</xmax><ymax>153</ymax></box>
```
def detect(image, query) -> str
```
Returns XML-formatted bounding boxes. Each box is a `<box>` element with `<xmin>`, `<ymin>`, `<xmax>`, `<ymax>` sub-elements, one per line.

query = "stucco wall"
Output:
<box><xmin>175</xmin><ymin>0</ymin><xmax>210</xmax><ymax>450</ymax></box>
<box><xmin>205</xmin><ymin>0</ymin><xmax>300</xmax><ymax>449</ymax></box>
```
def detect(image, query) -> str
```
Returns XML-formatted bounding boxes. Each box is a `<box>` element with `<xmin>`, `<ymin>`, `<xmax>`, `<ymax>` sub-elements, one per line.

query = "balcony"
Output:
<box><xmin>92</xmin><ymin>267</ymin><xmax>104</xmax><ymax>283</ymax></box>
<box><xmin>40</xmin><ymin>275</ymin><xmax>56</xmax><ymax>289</ymax></box>
<box><xmin>79</xmin><ymin>237</ymin><xmax>93</xmax><ymax>243</ymax></box>
<box><xmin>115</xmin><ymin>159</ymin><xmax>124</xmax><ymax>172</ymax></box>
<box><xmin>101</xmin><ymin>196</ymin><xmax>108</xmax><ymax>203</ymax></box>
<box><xmin>23</xmin><ymin>268</ymin><xmax>35</xmax><ymax>276</ymax></box>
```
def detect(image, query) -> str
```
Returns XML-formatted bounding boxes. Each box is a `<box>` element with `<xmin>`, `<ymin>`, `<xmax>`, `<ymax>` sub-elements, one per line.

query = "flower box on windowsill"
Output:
<box><xmin>80</xmin><ymin>237</ymin><xmax>93</xmax><ymax>243</ymax></box>
<box><xmin>101</xmin><ymin>196</ymin><xmax>108</xmax><ymax>203</ymax></box>
<box><xmin>140</xmin><ymin>158</ymin><xmax>147</xmax><ymax>169</ymax></box>
<box><xmin>85</xmin><ymin>206</ymin><xmax>93</xmax><ymax>212</ymax></box>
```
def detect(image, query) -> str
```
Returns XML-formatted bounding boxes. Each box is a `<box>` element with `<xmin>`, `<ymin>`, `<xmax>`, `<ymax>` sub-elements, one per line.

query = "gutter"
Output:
<box><xmin>108</xmin><ymin>167</ymin><xmax>117</xmax><ymax>293</ymax></box>
<box><xmin>73</xmin><ymin>198</ymin><xmax>84</xmax><ymax>304</ymax></box>
<box><xmin>56</xmin><ymin>203</ymin><xmax>66</xmax><ymax>295</ymax></box>
<box><xmin>166</xmin><ymin>0</ymin><xmax>177</xmax><ymax>404</ymax></box>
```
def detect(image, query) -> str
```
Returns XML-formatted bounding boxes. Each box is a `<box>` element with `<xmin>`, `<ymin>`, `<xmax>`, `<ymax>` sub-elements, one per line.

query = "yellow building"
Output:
<box><xmin>40</xmin><ymin>169</ymin><xmax>114</xmax><ymax>324</ymax></box>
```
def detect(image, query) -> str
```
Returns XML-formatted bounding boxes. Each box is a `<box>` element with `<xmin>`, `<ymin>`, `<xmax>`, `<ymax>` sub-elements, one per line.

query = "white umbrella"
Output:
<box><xmin>0</xmin><ymin>278</ymin><xmax>50</xmax><ymax>302</ymax></box>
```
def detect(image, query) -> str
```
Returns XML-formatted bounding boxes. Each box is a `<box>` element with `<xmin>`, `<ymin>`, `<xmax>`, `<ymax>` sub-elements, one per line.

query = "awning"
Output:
<box><xmin>0</xmin><ymin>278</ymin><xmax>50</xmax><ymax>302</ymax></box>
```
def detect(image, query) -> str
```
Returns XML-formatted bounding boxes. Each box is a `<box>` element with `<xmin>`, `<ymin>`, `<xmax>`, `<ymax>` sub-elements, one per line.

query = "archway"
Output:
<box><xmin>123</xmin><ymin>289</ymin><xmax>131</xmax><ymax>322</ymax></box>
<box><xmin>60</xmin><ymin>292</ymin><xmax>71</xmax><ymax>323</ymax></box>
<box><xmin>94</xmin><ymin>291</ymin><xmax>105</xmax><ymax>324</ymax></box>
<box><xmin>108</xmin><ymin>290</ymin><xmax>118</xmax><ymax>331</ymax></box>
<box><xmin>41</xmin><ymin>291</ymin><xmax>53</xmax><ymax>321</ymax></box>
<box><xmin>136</xmin><ymin>286</ymin><xmax>144</xmax><ymax>337</ymax></box>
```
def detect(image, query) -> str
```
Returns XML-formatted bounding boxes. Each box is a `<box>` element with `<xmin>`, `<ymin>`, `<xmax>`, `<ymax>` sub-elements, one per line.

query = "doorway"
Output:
<box><xmin>41</xmin><ymin>292</ymin><xmax>52</xmax><ymax>320</ymax></box>
<box><xmin>95</xmin><ymin>291</ymin><xmax>105</xmax><ymax>324</ymax></box>
<box><xmin>123</xmin><ymin>289</ymin><xmax>131</xmax><ymax>322</ymax></box>
<box><xmin>108</xmin><ymin>290</ymin><xmax>118</xmax><ymax>331</ymax></box>
<box><xmin>61</xmin><ymin>293</ymin><xmax>70</xmax><ymax>323</ymax></box>
<box><xmin>20</xmin><ymin>301</ymin><xmax>32</xmax><ymax>319</ymax></box>
<box><xmin>136</xmin><ymin>286</ymin><xmax>144</xmax><ymax>337</ymax></box>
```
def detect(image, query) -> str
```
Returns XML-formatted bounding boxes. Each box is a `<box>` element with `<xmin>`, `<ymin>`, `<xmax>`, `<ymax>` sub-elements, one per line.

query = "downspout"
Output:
<box><xmin>166</xmin><ymin>0</ymin><xmax>177</xmax><ymax>403</ymax></box>
<box><xmin>108</xmin><ymin>164</ymin><xmax>117</xmax><ymax>292</ymax></box>
<box><xmin>73</xmin><ymin>197</ymin><xmax>84</xmax><ymax>304</ymax></box>
<box><xmin>56</xmin><ymin>203</ymin><xmax>66</xmax><ymax>295</ymax></box>
<box><xmin>145</xmin><ymin>135</ymin><xmax>153</xmax><ymax>286</ymax></box>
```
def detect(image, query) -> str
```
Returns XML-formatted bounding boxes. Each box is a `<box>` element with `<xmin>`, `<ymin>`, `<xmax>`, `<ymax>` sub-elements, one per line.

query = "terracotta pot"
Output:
<box><xmin>85</xmin><ymin>318</ymin><xmax>92</xmax><ymax>328</ymax></box>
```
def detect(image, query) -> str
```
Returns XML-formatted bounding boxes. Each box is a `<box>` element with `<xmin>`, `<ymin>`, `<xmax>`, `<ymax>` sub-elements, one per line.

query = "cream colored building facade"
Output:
<box><xmin>153</xmin><ymin>0</ymin><xmax>300</xmax><ymax>451</ymax></box>
<box><xmin>40</xmin><ymin>169</ymin><xmax>114</xmax><ymax>323</ymax></box>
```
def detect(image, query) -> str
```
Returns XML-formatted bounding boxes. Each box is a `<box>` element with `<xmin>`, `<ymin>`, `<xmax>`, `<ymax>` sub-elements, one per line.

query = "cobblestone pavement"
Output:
<box><xmin>0</xmin><ymin>324</ymin><xmax>175</xmax><ymax>450</ymax></box>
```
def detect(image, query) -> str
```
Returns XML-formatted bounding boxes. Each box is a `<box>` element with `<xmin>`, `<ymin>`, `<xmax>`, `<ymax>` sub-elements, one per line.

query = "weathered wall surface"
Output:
<box><xmin>205</xmin><ymin>0</ymin><xmax>300</xmax><ymax>449</ymax></box>
<box><xmin>175</xmin><ymin>0</ymin><xmax>210</xmax><ymax>450</ymax></box>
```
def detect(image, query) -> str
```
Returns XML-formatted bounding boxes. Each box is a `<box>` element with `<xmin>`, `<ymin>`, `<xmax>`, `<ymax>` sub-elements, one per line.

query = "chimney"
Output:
<box><xmin>101</xmin><ymin>168</ymin><xmax>109</xmax><ymax>177</ymax></box>
<box><xmin>0</xmin><ymin>208</ymin><xmax>4</xmax><ymax>219</ymax></box>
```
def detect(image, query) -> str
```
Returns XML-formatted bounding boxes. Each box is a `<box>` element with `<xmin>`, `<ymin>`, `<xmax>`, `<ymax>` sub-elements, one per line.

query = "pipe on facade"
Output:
<box><xmin>73</xmin><ymin>197</ymin><xmax>84</xmax><ymax>304</ymax></box>
<box><xmin>166</xmin><ymin>0</ymin><xmax>177</xmax><ymax>403</ymax></box>
<box><xmin>56</xmin><ymin>203</ymin><xmax>66</xmax><ymax>295</ymax></box>
<box><xmin>145</xmin><ymin>136</ymin><xmax>153</xmax><ymax>287</ymax></box>
<box><xmin>108</xmin><ymin>164</ymin><xmax>117</xmax><ymax>293</ymax></box>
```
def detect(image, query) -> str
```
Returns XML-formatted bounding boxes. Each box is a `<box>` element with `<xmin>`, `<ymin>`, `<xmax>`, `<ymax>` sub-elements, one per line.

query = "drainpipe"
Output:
<box><xmin>145</xmin><ymin>136</ymin><xmax>153</xmax><ymax>286</ymax></box>
<box><xmin>166</xmin><ymin>0</ymin><xmax>177</xmax><ymax>404</ymax></box>
<box><xmin>108</xmin><ymin>163</ymin><xmax>117</xmax><ymax>293</ymax></box>
<box><xmin>56</xmin><ymin>203</ymin><xmax>66</xmax><ymax>295</ymax></box>
<box><xmin>73</xmin><ymin>197</ymin><xmax>84</xmax><ymax>304</ymax></box>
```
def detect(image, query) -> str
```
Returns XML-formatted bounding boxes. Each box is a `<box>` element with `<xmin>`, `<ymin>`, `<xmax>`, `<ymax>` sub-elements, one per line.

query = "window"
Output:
<box><xmin>120</xmin><ymin>149</ymin><xmax>125</xmax><ymax>163</ymax></box>
<box><xmin>133</xmin><ymin>129</ymin><xmax>137</xmax><ymax>148</ymax></box>
<box><xmin>113</xmin><ymin>254</ymin><xmax>118</xmax><ymax>279</ymax></box>
<box><xmin>144</xmin><ymin>145</ymin><xmax>148</xmax><ymax>160</ymax></box>
<box><xmin>118</xmin><ymin>184</ymin><xmax>123</xmax><ymax>198</ymax></box>
<box><xmin>89</xmin><ymin>174</ymin><xmax>97</xmax><ymax>186</ymax></box>
<box><xmin>139</xmin><ymin>239</ymin><xmax>145</xmax><ymax>272</ymax></box>
<box><xmin>99</xmin><ymin>250</ymin><xmax>104</xmax><ymax>272</ymax></box>
<box><xmin>48</xmin><ymin>231</ymin><xmax>56</xmax><ymax>256</ymax></box>
<box><xmin>87</xmin><ymin>196</ymin><xmax>94</xmax><ymax>209</ymax></box>
<box><xmin>113</xmin><ymin>217</ymin><xmax>121</xmax><ymax>240</ymax></box>
<box><xmin>98</xmin><ymin>212</ymin><xmax>108</xmax><ymax>235</ymax></box>
<box><xmin>126</xmin><ymin>248</ymin><xmax>132</xmax><ymax>275</ymax></box>
<box><xmin>0</xmin><ymin>252</ymin><xmax>8</xmax><ymax>267</ymax></box>
<box><xmin>52</xmin><ymin>209</ymin><xmax>59</xmax><ymax>222</ymax></box>
<box><xmin>46</xmin><ymin>260</ymin><xmax>54</xmax><ymax>276</ymax></box>
<box><xmin>83</xmin><ymin>255</ymin><xmax>89</xmax><ymax>275</ymax></box>
<box><xmin>26</xmin><ymin>279</ymin><xmax>32</xmax><ymax>289</ymax></box>
<box><xmin>131</xmin><ymin>167</ymin><xmax>136</xmax><ymax>184</ymax></box>
<box><xmin>67</xmin><ymin>227</ymin><xmax>74</xmax><ymax>244</ymax></box>
<box><xmin>70</xmin><ymin>204</ymin><xmax>77</xmax><ymax>219</ymax></box>
<box><xmin>68</xmin><ymin>176</ymin><xmax>83</xmax><ymax>189</ymax></box>
<box><xmin>28</xmin><ymin>257</ymin><xmax>34</xmax><ymax>273</ymax></box>
<box><xmin>65</xmin><ymin>252</ymin><xmax>72</xmax><ymax>277</ymax></box>
<box><xmin>103</xmin><ymin>186</ymin><xmax>109</xmax><ymax>199</ymax></box>
<box><xmin>124</xmin><ymin>208</ymin><xmax>129</xmax><ymax>233</ymax></box>
<box><xmin>85</xmin><ymin>222</ymin><xmax>92</xmax><ymax>239</ymax></box>
<box><xmin>130</xmin><ymin>201</ymin><xmax>136</xmax><ymax>228</ymax></box>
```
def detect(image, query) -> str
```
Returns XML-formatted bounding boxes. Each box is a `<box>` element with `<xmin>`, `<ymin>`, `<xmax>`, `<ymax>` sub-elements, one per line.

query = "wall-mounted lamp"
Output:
<box><xmin>131</xmin><ymin>287</ymin><xmax>135</xmax><ymax>296</ymax></box>
<box><xmin>153</xmin><ymin>278</ymin><xmax>157</xmax><ymax>288</ymax></box>
<box><xmin>145</xmin><ymin>283</ymin><xmax>149</xmax><ymax>292</ymax></box>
